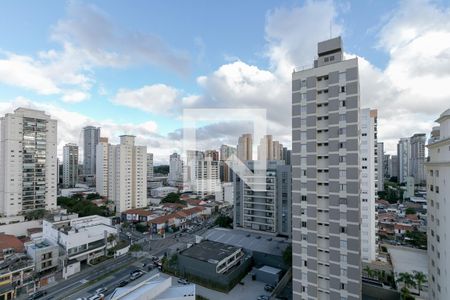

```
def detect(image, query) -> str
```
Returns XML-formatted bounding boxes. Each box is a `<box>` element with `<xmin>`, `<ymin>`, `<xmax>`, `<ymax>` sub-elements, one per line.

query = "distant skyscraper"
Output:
<box><xmin>219</xmin><ymin>145</ymin><xmax>236</xmax><ymax>182</ymax></box>
<box><xmin>292</xmin><ymin>37</ymin><xmax>361</xmax><ymax>299</ymax></box>
<box><xmin>205</xmin><ymin>150</ymin><xmax>219</xmax><ymax>161</ymax></box>
<box><xmin>83</xmin><ymin>126</ymin><xmax>100</xmax><ymax>177</ymax></box>
<box><xmin>383</xmin><ymin>154</ymin><xmax>391</xmax><ymax>179</ymax></box>
<box><xmin>107</xmin><ymin>135</ymin><xmax>147</xmax><ymax>213</ymax></box>
<box><xmin>219</xmin><ymin>144</ymin><xmax>236</xmax><ymax>161</ymax></box>
<box><xmin>257</xmin><ymin>135</ymin><xmax>273</xmax><ymax>160</ymax></box>
<box><xmin>377</xmin><ymin>142</ymin><xmax>384</xmax><ymax>192</ymax></box>
<box><xmin>282</xmin><ymin>147</ymin><xmax>292</xmax><ymax>165</ymax></box>
<box><xmin>0</xmin><ymin>108</ymin><xmax>57</xmax><ymax>216</ymax></box>
<box><xmin>360</xmin><ymin>109</ymin><xmax>377</xmax><ymax>262</ymax></box>
<box><xmin>233</xmin><ymin>160</ymin><xmax>291</xmax><ymax>237</ymax></box>
<box><xmin>426</xmin><ymin>109</ymin><xmax>450</xmax><ymax>300</ymax></box>
<box><xmin>410</xmin><ymin>133</ymin><xmax>426</xmax><ymax>185</ymax></box>
<box><xmin>390</xmin><ymin>155</ymin><xmax>399</xmax><ymax>179</ymax></box>
<box><xmin>397</xmin><ymin>138</ymin><xmax>411</xmax><ymax>184</ymax></box>
<box><xmin>194</xmin><ymin>157</ymin><xmax>220</xmax><ymax>197</ymax></box>
<box><xmin>237</xmin><ymin>134</ymin><xmax>253</xmax><ymax>161</ymax></box>
<box><xmin>63</xmin><ymin>143</ymin><xmax>79</xmax><ymax>188</ymax></box>
<box><xmin>168</xmin><ymin>153</ymin><xmax>183</xmax><ymax>186</ymax></box>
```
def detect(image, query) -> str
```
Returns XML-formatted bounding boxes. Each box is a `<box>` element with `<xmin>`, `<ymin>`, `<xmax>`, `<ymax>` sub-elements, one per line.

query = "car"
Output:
<box><xmin>264</xmin><ymin>284</ymin><xmax>275</xmax><ymax>292</ymax></box>
<box><xmin>28</xmin><ymin>291</ymin><xmax>47</xmax><ymax>299</ymax></box>
<box><xmin>257</xmin><ymin>296</ymin><xmax>269</xmax><ymax>300</ymax></box>
<box><xmin>177</xmin><ymin>278</ymin><xmax>189</xmax><ymax>285</ymax></box>
<box><xmin>118</xmin><ymin>280</ymin><xmax>129</xmax><ymax>287</ymax></box>
<box><xmin>130</xmin><ymin>270</ymin><xmax>144</xmax><ymax>280</ymax></box>
<box><xmin>88</xmin><ymin>294</ymin><xmax>104</xmax><ymax>300</ymax></box>
<box><xmin>95</xmin><ymin>287</ymin><xmax>108</xmax><ymax>294</ymax></box>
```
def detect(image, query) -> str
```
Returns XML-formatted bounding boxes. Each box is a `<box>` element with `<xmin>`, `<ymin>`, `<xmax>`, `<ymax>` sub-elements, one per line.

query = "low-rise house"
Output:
<box><xmin>0</xmin><ymin>233</ymin><xmax>24</xmax><ymax>262</ymax></box>
<box><xmin>0</xmin><ymin>254</ymin><xmax>35</xmax><ymax>298</ymax></box>
<box><xmin>121</xmin><ymin>209</ymin><xmax>156</xmax><ymax>223</ymax></box>
<box><xmin>151</xmin><ymin>187</ymin><xmax>178</xmax><ymax>198</ymax></box>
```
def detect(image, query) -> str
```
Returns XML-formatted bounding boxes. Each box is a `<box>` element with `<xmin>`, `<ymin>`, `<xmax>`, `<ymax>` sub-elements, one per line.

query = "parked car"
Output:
<box><xmin>118</xmin><ymin>280</ymin><xmax>129</xmax><ymax>287</ymax></box>
<box><xmin>28</xmin><ymin>291</ymin><xmax>47</xmax><ymax>299</ymax></box>
<box><xmin>88</xmin><ymin>294</ymin><xmax>104</xmax><ymax>300</ymax></box>
<box><xmin>130</xmin><ymin>270</ymin><xmax>144</xmax><ymax>280</ymax></box>
<box><xmin>264</xmin><ymin>284</ymin><xmax>275</xmax><ymax>292</ymax></box>
<box><xmin>177</xmin><ymin>278</ymin><xmax>189</xmax><ymax>285</ymax></box>
<box><xmin>95</xmin><ymin>287</ymin><xmax>107</xmax><ymax>295</ymax></box>
<box><xmin>257</xmin><ymin>296</ymin><xmax>269</xmax><ymax>300</ymax></box>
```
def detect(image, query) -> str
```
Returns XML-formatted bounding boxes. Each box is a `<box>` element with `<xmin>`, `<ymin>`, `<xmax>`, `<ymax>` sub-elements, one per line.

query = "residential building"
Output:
<box><xmin>168</xmin><ymin>152</ymin><xmax>183</xmax><ymax>186</ymax></box>
<box><xmin>426</xmin><ymin>109</ymin><xmax>450</xmax><ymax>300</ymax></box>
<box><xmin>0</xmin><ymin>233</ymin><xmax>24</xmax><ymax>262</ymax></box>
<box><xmin>63</xmin><ymin>143</ymin><xmax>79</xmax><ymax>188</ymax></box>
<box><xmin>257</xmin><ymin>135</ymin><xmax>284</xmax><ymax>160</ymax></box>
<box><xmin>237</xmin><ymin>133</ymin><xmax>253</xmax><ymax>161</ymax></box>
<box><xmin>0</xmin><ymin>254</ymin><xmax>35</xmax><ymax>297</ymax></box>
<box><xmin>96</xmin><ymin>137</ymin><xmax>109</xmax><ymax>197</ymax></box>
<box><xmin>184</xmin><ymin>150</ymin><xmax>204</xmax><ymax>190</ymax></box>
<box><xmin>410</xmin><ymin>133</ymin><xmax>426</xmax><ymax>185</ymax></box>
<box><xmin>25</xmin><ymin>238</ymin><xmax>59</xmax><ymax>274</ymax></box>
<box><xmin>360</xmin><ymin>109</ymin><xmax>377</xmax><ymax>262</ymax></box>
<box><xmin>390</xmin><ymin>155</ymin><xmax>399</xmax><ymax>179</ymax></box>
<box><xmin>205</xmin><ymin>150</ymin><xmax>219</xmax><ymax>161</ymax></box>
<box><xmin>233</xmin><ymin>160</ymin><xmax>291</xmax><ymax>237</ymax></box>
<box><xmin>220</xmin><ymin>144</ymin><xmax>236</xmax><ymax>161</ymax></box>
<box><xmin>110</xmin><ymin>274</ymin><xmax>196</xmax><ymax>300</ymax></box>
<box><xmin>150</xmin><ymin>186</ymin><xmax>178</xmax><ymax>198</ymax></box>
<box><xmin>397</xmin><ymin>138</ymin><xmax>410</xmax><ymax>184</ymax></box>
<box><xmin>292</xmin><ymin>37</ymin><xmax>361</xmax><ymax>299</ymax></box>
<box><xmin>147</xmin><ymin>152</ymin><xmax>154</xmax><ymax>183</ymax></box>
<box><xmin>377</xmin><ymin>142</ymin><xmax>384</xmax><ymax>192</ymax></box>
<box><xmin>282</xmin><ymin>147</ymin><xmax>292</xmax><ymax>165</ymax></box>
<box><xmin>0</xmin><ymin>108</ymin><xmax>57</xmax><ymax>217</ymax></box>
<box><xmin>383</xmin><ymin>154</ymin><xmax>391</xmax><ymax>179</ymax></box>
<box><xmin>194</xmin><ymin>158</ymin><xmax>220</xmax><ymax>197</ymax></box>
<box><xmin>107</xmin><ymin>135</ymin><xmax>147</xmax><ymax>213</ymax></box>
<box><xmin>43</xmin><ymin>214</ymin><xmax>117</xmax><ymax>266</ymax></box>
<box><xmin>82</xmin><ymin>126</ymin><xmax>100</xmax><ymax>177</ymax></box>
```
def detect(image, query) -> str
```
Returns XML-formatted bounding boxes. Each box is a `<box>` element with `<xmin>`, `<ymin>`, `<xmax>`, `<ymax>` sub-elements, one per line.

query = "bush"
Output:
<box><xmin>129</xmin><ymin>244</ymin><xmax>142</xmax><ymax>252</ymax></box>
<box><xmin>214</xmin><ymin>215</ymin><xmax>233</xmax><ymax>228</ymax></box>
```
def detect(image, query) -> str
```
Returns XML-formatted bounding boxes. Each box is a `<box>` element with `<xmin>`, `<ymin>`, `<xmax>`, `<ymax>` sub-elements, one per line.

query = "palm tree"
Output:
<box><xmin>364</xmin><ymin>265</ymin><xmax>375</xmax><ymax>279</ymax></box>
<box><xmin>413</xmin><ymin>271</ymin><xmax>427</xmax><ymax>296</ymax></box>
<box><xmin>397</xmin><ymin>272</ymin><xmax>416</xmax><ymax>290</ymax></box>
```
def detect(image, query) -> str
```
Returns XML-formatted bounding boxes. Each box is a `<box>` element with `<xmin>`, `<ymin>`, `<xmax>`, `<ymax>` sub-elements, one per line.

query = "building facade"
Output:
<box><xmin>360</xmin><ymin>109</ymin><xmax>377</xmax><ymax>262</ymax></box>
<box><xmin>96</xmin><ymin>137</ymin><xmax>109</xmax><ymax>197</ymax></box>
<box><xmin>237</xmin><ymin>134</ymin><xmax>253</xmax><ymax>161</ymax></box>
<box><xmin>82</xmin><ymin>126</ymin><xmax>100</xmax><ymax>177</ymax></box>
<box><xmin>377</xmin><ymin>142</ymin><xmax>384</xmax><ymax>192</ymax></box>
<box><xmin>168</xmin><ymin>152</ymin><xmax>183</xmax><ymax>186</ymax></box>
<box><xmin>62</xmin><ymin>143</ymin><xmax>79</xmax><ymax>188</ymax></box>
<box><xmin>390</xmin><ymin>155</ymin><xmax>399</xmax><ymax>179</ymax></box>
<box><xmin>292</xmin><ymin>37</ymin><xmax>361</xmax><ymax>300</ymax></box>
<box><xmin>233</xmin><ymin>160</ymin><xmax>291</xmax><ymax>237</ymax></box>
<box><xmin>410</xmin><ymin>133</ymin><xmax>426</xmax><ymax>185</ymax></box>
<box><xmin>194</xmin><ymin>158</ymin><xmax>220</xmax><ymax>197</ymax></box>
<box><xmin>397</xmin><ymin>138</ymin><xmax>410</xmax><ymax>184</ymax></box>
<box><xmin>0</xmin><ymin>108</ymin><xmax>57</xmax><ymax>217</ymax></box>
<box><xmin>426</xmin><ymin>109</ymin><xmax>450</xmax><ymax>300</ymax></box>
<box><xmin>107</xmin><ymin>135</ymin><xmax>147</xmax><ymax>213</ymax></box>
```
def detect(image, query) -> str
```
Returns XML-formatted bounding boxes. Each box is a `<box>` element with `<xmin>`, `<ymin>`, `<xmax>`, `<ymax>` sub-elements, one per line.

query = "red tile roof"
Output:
<box><xmin>123</xmin><ymin>209</ymin><xmax>153</xmax><ymax>216</ymax></box>
<box><xmin>0</xmin><ymin>233</ymin><xmax>24</xmax><ymax>253</ymax></box>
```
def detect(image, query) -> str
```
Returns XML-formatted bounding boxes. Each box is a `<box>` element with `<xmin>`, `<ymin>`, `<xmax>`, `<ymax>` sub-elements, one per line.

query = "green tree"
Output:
<box><xmin>364</xmin><ymin>265</ymin><xmax>375</xmax><ymax>279</ymax></box>
<box><xmin>129</xmin><ymin>244</ymin><xmax>142</xmax><ymax>252</ymax></box>
<box><xmin>405</xmin><ymin>207</ymin><xmax>416</xmax><ymax>215</ymax></box>
<box><xmin>86</xmin><ymin>193</ymin><xmax>101</xmax><ymax>200</ymax></box>
<box><xmin>397</xmin><ymin>272</ymin><xmax>416</xmax><ymax>290</ymax></box>
<box><xmin>24</xmin><ymin>209</ymin><xmax>46</xmax><ymax>220</ymax></box>
<box><xmin>161</xmin><ymin>193</ymin><xmax>181</xmax><ymax>204</ymax></box>
<box><xmin>154</xmin><ymin>165</ymin><xmax>169</xmax><ymax>175</ymax></box>
<box><xmin>214</xmin><ymin>215</ymin><xmax>233</xmax><ymax>228</ymax></box>
<box><xmin>135</xmin><ymin>223</ymin><xmax>148</xmax><ymax>233</ymax></box>
<box><xmin>400</xmin><ymin>287</ymin><xmax>415</xmax><ymax>300</ymax></box>
<box><xmin>413</xmin><ymin>271</ymin><xmax>427</xmax><ymax>296</ymax></box>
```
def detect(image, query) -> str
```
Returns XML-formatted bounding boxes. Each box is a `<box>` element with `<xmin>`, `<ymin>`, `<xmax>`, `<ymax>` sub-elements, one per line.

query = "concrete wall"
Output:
<box><xmin>0</xmin><ymin>220</ymin><xmax>41</xmax><ymax>236</ymax></box>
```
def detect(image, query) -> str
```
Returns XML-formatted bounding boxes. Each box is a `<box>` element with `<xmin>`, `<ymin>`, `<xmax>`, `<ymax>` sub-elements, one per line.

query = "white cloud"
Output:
<box><xmin>62</xmin><ymin>90</ymin><xmax>90</xmax><ymax>103</ymax></box>
<box><xmin>112</xmin><ymin>84</ymin><xmax>179</xmax><ymax>114</ymax></box>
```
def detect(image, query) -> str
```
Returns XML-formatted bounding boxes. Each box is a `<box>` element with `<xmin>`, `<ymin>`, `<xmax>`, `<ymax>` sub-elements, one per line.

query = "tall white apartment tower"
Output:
<box><xmin>426</xmin><ymin>109</ymin><xmax>450</xmax><ymax>300</ymax></box>
<box><xmin>237</xmin><ymin>134</ymin><xmax>253</xmax><ymax>161</ymax></box>
<box><xmin>83</xmin><ymin>126</ymin><xmax>100</xmax><ymax>176</ymax></box>
<box><xmin>194</xmin><ymin>157</ymin><xmax>220</xmax><ymax>197</ymax></box>
<box><xmin>397</xmin><ymin>138</ymin><xmax>410</xmax><ymax>184</ymax></box>
<box><xmin>63</xmin><ymin>143</ymin><xmax>79</xmax><ymax>188</ymax></box>
<box><xmin>377</xmin><ymin>142</ymin><xmax>384</xmax><ymax>192</ymax></box>
<box><xmin>0</xmin><ymin>108</ymin><xmax>57</xmax><ymax>216</ymax></box>
<box><xmin>410</xmin><ymin>133</ymin><xmax>426</xmax><ymax>185</ymax></box>
<box><xmin>360</xmin><ymin>109</ymin><xmax>377</xmax><ymax>262</ymax></box>
<box><xmin>292</xmin><ymin>37</ymin><xmax>361</xmax><ymax>300</ymax></box>
<box><xmin>168</xmin><ymin>153</ymin><xmax>183</xmax><ymax>186</ymax></box>
<box><xmin>96</xmin><ymin>137</ymin><xmax>109</xmax><ymax>197</ymax></box>
<box><xmin>108</xmin><ymin>135</ymin><xmax>147</xmax><ymax>213</ymax></box>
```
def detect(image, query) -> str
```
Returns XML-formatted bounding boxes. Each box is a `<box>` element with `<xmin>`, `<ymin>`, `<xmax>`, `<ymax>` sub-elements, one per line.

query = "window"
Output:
<box><xmin>301</xmin><ymin>222</ymin><xmax>307</xmax><ymax>228</ymax></box>
<box><xmin>341</xmin><ymin>283</ymin><xmax>345</xmax><ymax>290</ymax></box>
<box><xmin>430</xmin><ymin>170</ymin><xmax>434</xmax><ymax>176</ymax></box>
<box><xmin>339</xmin><ymin>142</ymin><xmax>345</xmax><ymax>149</ymax></box>
<box><xmin>339</xmin><ymin>114</ymin><xmax>346</xmax><ymax>121</ymax></box>
<box><xmin>339</xmin><ymin>170</ymin><xmax>346</xmax><ymax>178</ymax></box>
<box><xmin>340</xmin><ymin>184</ymin><xmax>346</xmax><ymax>191</ymax></box>
<box><xmin>339</xmin><ymin>72</ymin><xmax>346</xmax><ymax>82</ymax></box>
<box><xmin>340</xmin><ymin>100</ymin><xmax>346</xmax><ymax>107</ymax></box>
<box><xmin>301</xmin><ymin>195</ymin><xmax>307</xmax><ymax>201</ymax></box>
<box><xmin>324</xmin><ymin>57</ymin><xmax>329</xmax><ymax>62</ymax></box>
<box><xmin>340</xmin><ymin>255</ymin><xmax>347</xmax><ymax>263</ymax></box>
<box><xmin>330</xmin><ymin>56</ymin><xmax>335</xmax><ymax>61</ymax></box>
<box><xmin>340</xmin><ymin>226</ymin><xmax>346</xmax><ymax>233</ymax></box>
<box><xmin>340</xmin><ymin>240</ymin><xmax>347</xmax><ymax>249</ymax></box>
<box><xmin>436</xmin><ymin>186</ymin><xmax>439</xmax><ymax>193</ymax></box>
<box><xmin>436</xmin><ymin>170</ymin><xmax>439</xmax><ymax>177</ymax></box>
<box><xmin>339</xmin><ymin>156</ymin><xmax>346</xmax><ymax>163</ymax></box>
<box><xmin>341</xmin><ymin>86</ymin><xmax>346</xmax><ymax>93</ymax></box>
<box><xmin>339</xmin><ymin>128</ymin><xmax>346</xmax><ymax>135</ymax></box>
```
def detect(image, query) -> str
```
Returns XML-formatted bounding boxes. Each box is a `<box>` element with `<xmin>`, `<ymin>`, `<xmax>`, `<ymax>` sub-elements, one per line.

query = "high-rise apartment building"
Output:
<box><xmin>237</xmin><ymin>134</ymin><xmax>253</xmax><ymax>161</ymax></box>
<box><xmin>233</xmin><ymin>160</ymin><xmax>291</xmax><ymax>237</ymax></box>
<box><xmin>257</xmin><ymin>135</ymin><xmax>284</xmax><ymax>160</ymax></box>
<box><xmin>390</xmin><ymin>155</ymin><xmax>399</xmax><ymax>179</ymax></box>
<box><xmin>168</xmin><ymin>153</ymin><xmax>183</xmax><ymax>186</ymax></box>
<box><xmin>147</xmin><ymin>153</ymin><xmax>154</xmax><ymax>181</ymax></box>
<box><xmin>410</xmin><ymin>133</ymin><xmax>426</xmax><ymax>185</ymax></box>
<box><xmin>383</xmin><ymin>154</ymin><xmax>391</xmax><ymax>179</ymax></box>
<box><xmin>397</xmin><ymin>138</ymin><xmax>410</xmax><ymax>184</ymax></box>
<box><xmin>377</xmin><ymin>142</ymin><xmax>384</xmax><ymax>192</ymax></box>
<box><xmin>62</xmin><ymin>143</ymin><xmax>79</xmax><ymax>188</ymax></box>
<box><xmin>96</xmin><ymin>137</ymin><xmax>109</xmax><ymax>197</ymax></box>
<box><xmin>107</xmin><ymin>135</ymin><xmax>147</xmax><ymax>213</ymax></box>
<box><xmin>426</xmin><ymin>109</ymin><xmax>450</xmax><ymax>300</ymax></box>
<box><xmin>0</xmin><ymin>108</ymin><xmax>57</xmax><ymax>216</ymax></box>
<box><xmin>205</xmin><ymin>150</ymin><xmax>219</xmax><ymax>161</ymax></box>
<box><xmin>194</xmin><ymin>157</ymin><xmax>220</xmax><ymax>197</ymax></box>
<box><xmin>360</xmin><ymin>109</ymin><xmax>377</xmax><ymax>262</ymax></box>
<box><xmin>292</xmin><ymin>37</ymin><xmax>361</xmax><ymax>300</ymax></box>
<box><xmin>219</xmin><ymin>144</ymin><xmax>236</xmax><ymax>161</ymax></box>
<box><xmin>83</xmin><ymin>126</ymin><xmax>100</xmax><ymax>177</ymax></box>
<box><xmin>282</xmin><ymin>147</ymin><xmax>292</xmax><ymax>165</ymax></box>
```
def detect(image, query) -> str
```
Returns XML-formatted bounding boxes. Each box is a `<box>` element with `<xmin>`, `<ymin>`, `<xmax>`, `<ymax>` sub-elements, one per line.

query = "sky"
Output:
<box><xmin>0</xmin><ymin>0</ymin><xmax>449</xmax><ymax>164</ymax></box>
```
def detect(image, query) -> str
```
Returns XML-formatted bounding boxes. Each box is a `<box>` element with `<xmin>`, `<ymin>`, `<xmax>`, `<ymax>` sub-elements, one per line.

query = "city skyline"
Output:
<box><xmin>1</xmin><ymin>0</ymin><xmax>449</xmax><ymax>164</ymax></box>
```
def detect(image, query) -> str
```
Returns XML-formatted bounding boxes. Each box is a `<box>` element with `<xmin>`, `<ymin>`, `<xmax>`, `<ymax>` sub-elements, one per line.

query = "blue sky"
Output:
<box><xmin>0</xmin><ymin>0</ymin><xmax>449</xmax><ymax>162</ymax></box>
